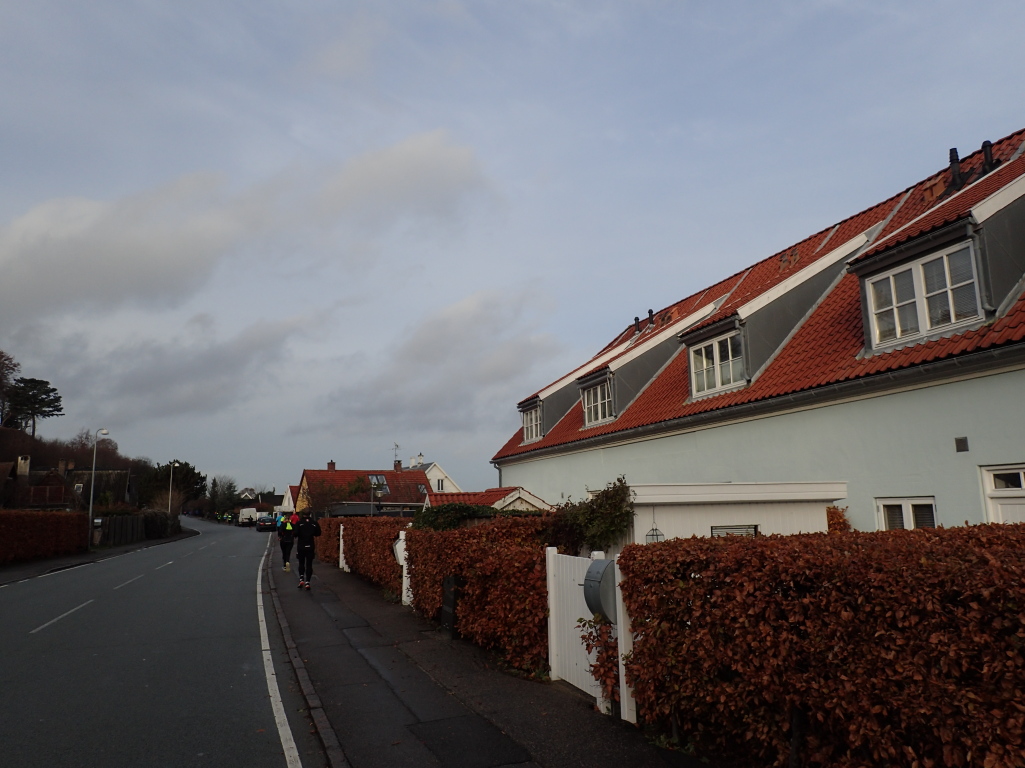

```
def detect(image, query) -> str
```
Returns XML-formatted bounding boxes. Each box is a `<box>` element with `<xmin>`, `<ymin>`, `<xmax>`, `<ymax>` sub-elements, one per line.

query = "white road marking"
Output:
<box><xmin>154</xmin><ymin>562</ymin><xmax>173</xmax><ymax>570</ymax></box>
<box><xmin>38</xmin><ymin>563</ymin><xmax>92</xmax><ymax>578</ymax></box>
<box><xmin>30</xmin><ymin>600</ymin><xmax>95</xmax><ymax>634</ymax></box>
<box><xmin>113</xmin><ymin>575</ymin><xmax>144</xmax><ymax>590</ymax></box>
<box><xmin>257</xmin><ymin>541</ymin><xmax>303</xmax><ymax>768</ymax></box>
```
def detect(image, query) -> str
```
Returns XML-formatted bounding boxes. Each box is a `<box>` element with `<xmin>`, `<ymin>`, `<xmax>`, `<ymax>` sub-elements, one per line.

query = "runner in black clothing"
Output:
<box><xmin>295</xmin><ymin>510</ymin><xmax>322</xmax><ymax>590</ymax></box>
<box><xmin>277</xmin><ymin>513</ymin><xmax>296</xmax><ymax>572</ymax></box>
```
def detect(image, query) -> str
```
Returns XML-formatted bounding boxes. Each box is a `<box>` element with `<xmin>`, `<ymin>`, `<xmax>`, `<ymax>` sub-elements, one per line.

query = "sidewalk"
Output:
<box><xmin>0</xmin><ymin>527</ymin><xmax>200</xmax><ymax>586</ymax></box>
<box><xmin>270</xmin><ymin>552</ymin><xmax>707</xmax><ymax>768</ymax></box>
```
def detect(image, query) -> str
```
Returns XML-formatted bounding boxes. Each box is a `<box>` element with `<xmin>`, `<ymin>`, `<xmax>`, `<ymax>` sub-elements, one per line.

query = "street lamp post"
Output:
<box><xmin>87</xmin><ymin>428</ymin><xmax>109</xmax><ymax>552</ymax></box>
<box><xmin>168</xmin><ymin>461</ymin><xmax>180</xmax><ymax>517</ymax></box>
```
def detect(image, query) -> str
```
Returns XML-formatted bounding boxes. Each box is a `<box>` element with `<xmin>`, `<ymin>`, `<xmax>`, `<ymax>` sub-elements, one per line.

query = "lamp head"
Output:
<box><xmin>98</xmin><ymin>429</ymin><xmax>109</xmax><ymax>436</ymax></box>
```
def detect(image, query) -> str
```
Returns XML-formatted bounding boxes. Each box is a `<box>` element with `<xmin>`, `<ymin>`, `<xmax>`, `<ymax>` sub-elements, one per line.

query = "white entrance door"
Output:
<box><xmin>983</xmin><ymin>466</ymin><xmax>1025</xmax><ymax>524</ymax></box>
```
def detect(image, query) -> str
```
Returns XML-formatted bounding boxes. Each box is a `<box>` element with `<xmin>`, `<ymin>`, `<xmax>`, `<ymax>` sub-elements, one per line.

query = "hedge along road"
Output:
<box><xmin>0</xmin><ymin>518</ymin><xmax>325</xmax><ymax>768</ymax></box>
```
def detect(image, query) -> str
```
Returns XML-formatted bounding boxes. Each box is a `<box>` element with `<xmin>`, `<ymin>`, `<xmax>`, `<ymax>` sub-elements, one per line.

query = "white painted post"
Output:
<box><xmin>339</xmin><ymin>523</ymin><xmax>350</xmax><ymax>572</ymax></box>
<box><xmin>398</xmin><ymin>528</ymin><xmax>413</xmax><ymax>606</ymax></box>
<box><xmin>545</xmin><ymin>547</ymin><xmax>561</xmax><ymax>681</ymax></box>
<box><xmin>614</xmin><ymin>559</ymin><xmax>637</xmax><ymax>723</ymax></box>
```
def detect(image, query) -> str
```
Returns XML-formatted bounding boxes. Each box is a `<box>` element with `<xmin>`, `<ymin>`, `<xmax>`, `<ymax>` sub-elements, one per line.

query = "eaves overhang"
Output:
<box><xmin>848</xmin><ymin>219</ymin><xmax>975</xmax><ymax>278</ymax></box>
<box><xmin>678</xmin><ymin>315</ymin><xmax>741</xmax><ymax>347</ymax></box>
<box><xmin>493</xmin><ymin>339</ymin><xmax>1025</xmax><ymax>466</ymax></box>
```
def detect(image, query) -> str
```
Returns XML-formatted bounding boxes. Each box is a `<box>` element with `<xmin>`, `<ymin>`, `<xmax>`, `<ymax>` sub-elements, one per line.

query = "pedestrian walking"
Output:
<box><xmin>277</xmin><ymin>512</ymin><xmax>296</xmax><ymax>572</ymax></box>
<box><xmin>294</xmin><ymin>509</ymin><xmax>322</xmax><ymax>591</ymax></box>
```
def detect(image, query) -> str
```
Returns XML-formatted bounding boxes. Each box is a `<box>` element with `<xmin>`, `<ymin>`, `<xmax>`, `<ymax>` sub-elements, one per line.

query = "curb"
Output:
<box><xmin>266</xmin><ymin>560</ymin><xmax>350</xmax><ymax>768</ymax></box>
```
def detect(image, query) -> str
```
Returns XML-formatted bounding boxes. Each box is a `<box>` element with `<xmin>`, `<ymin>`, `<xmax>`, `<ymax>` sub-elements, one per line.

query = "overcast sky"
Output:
<box><xmin>2</xmin><ymin>0</ymin><xmax>1024</xmax><ymax>495</ymax></box>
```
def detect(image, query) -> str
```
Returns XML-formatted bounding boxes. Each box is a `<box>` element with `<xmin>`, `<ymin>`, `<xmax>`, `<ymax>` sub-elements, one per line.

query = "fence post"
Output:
<box><xmin>339</xmin><ymin>523</ymin><xmax>350</xmax><ymax>572</ymax></box>
<box><xmin>615</xmin><ymin>559</ymin><xmax>637</xmax><ymax>724</ymax></box>
<box><xmin>398</xmin><ymin>528</ymin><xmax>412</xmax><ymax>606</ymax></box>
<box><xmin>545</xmin><ymin>547</ymin><xmax>560</xmax><ymax>681</ymax></box>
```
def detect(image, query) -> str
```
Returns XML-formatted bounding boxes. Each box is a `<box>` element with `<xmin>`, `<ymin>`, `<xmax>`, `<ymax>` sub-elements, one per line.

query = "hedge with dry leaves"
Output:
<box><xmin>338</xmin><ymin>517</ymin><xmax>406</xmax><ymax>595</ymax></box>
<box><xmin>618</xmin><ymin>524</ymin><xmax>1025</xmax><ymax>768</ymax></box>
<box><xmin>0</xmin><ymin>510</ymin><xmax>88</xmax><ymax>563</ymax></box>
<box><xmin>314</xmin><ymin>516</ymin><xmax>342</xmax><ymax>564</ymax></box>
<box><xmin>406</xmin><ymin>516</ymin><xmax>549</xmax><ymax>673</ymax></box>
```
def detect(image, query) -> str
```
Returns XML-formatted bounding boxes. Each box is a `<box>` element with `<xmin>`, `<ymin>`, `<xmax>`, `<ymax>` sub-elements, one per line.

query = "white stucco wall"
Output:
<box><xmin>497</xmin><ymin>367</ymin><xmax>1025</xmax><ymax>531</ymax></box>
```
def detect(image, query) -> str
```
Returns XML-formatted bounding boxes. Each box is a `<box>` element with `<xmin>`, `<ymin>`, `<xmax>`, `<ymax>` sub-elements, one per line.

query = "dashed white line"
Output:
<box><xmin>154</xmin><ymin>562</ymin><xmax>173</xmax><ymax>570</ymax></box>
<box><xmin>38</xmin><ymin>563</ymin><xmax>92</xmax><ymax>578</ymax></box>
<box><xmin>30</xmin><ymin>600</ymin><xmax>94</xmax><ymax>634</ymax></box>
<box><xmin>113</xmin><ymin>575</ymin><xmax>144</xmax><ymax>590</ymax></box>
<box><xmin>257</xmin><ymin>542</ymin><xmax>303</xmax><ymax>767</ymax></box>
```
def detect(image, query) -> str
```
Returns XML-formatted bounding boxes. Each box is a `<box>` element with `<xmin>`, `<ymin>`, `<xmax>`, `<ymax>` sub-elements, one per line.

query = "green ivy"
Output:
<box><xmin>412</xmin><ymin>502</ymin><xmax>501</xmax><ymax>531</ymax></box>
<box><xmin>545</xmin><ymin>476</ymin><xmax>634</xmax><ymax>553</ymax></box>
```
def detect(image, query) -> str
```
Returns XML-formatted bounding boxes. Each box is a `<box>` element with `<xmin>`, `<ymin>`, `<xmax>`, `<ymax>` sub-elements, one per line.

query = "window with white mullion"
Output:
<box><xmin>877</xmin><ymin>497</ymin><xmax>937</xmax><ymax>530</ymax></box>
<box><xmin>521</xmin><ymin>407</ymin><xmax>543</xmax><ymax>442</ymax></box>
<box><xmin>868</xmin><ymin>241</ymin><xmax>980</xmax><ymax>347</ymax></box>
<box><xmin>691</xmin><ymin>332</ymin><xmax>744</xmax><ymax>396</ymax></box>
<box><xmin>582</xmin><ymin>381</ymin><xmax>612</xmax><ymax>426</ymax></box>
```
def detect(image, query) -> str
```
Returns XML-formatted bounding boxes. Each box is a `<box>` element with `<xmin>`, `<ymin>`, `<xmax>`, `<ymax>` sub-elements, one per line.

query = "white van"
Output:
<box><xmin>237</xmin><ymin>507</ymin><xmax>259</xmax><ymax>526</ymax></box>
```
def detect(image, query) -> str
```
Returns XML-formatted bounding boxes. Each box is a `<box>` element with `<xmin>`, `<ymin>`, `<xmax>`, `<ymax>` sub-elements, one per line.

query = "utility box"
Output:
<box><xmin>583</xmin><ymin>559</ymin><xmax>617</xmax><ymax>624</ymax></box>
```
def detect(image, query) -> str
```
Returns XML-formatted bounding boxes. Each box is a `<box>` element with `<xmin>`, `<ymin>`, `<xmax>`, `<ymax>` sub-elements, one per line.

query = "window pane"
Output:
<box><xmin>947</xmin><ymin>247</ymin><xmax>973</xmax><ymax>285</ymax></box>
<box><xmin>893</xmin><ymin>269</ymin><xmax>916</xmax><ymax>303</ymax></box>
<box><xmin>730</xmin><ymin>357</ymin><xmax>744</xmax><ymax>383</ymax></box>
<box><xmin>729</xmin><ymin>335</ymin><xmax>743</xmax><ymax>359</ymax></box>
<box><xmin>912</xmin><ymin>504</ymin><xmax>936</xmax><ymax>529</ymax></box>
<box><xmin>719</xmin><ymin>359</ymin><xmax>732</xmax><ymax>386</ymax></box>
<box><xmin>927</xmin><ymin>292</ymin><xmax>951</xmax><ymax>327</ymax></box>
<box><xmin>897</xmin><ymin>303</ymin><xmax>920</xmax><ymax>336</ymax></box>
<box><xmin>703</xmin><ymin>368</ymin><xmax>716</xmax><ymax>391</ymax></box>
<box><xmin>871</xmin><ymin>278</ymin><xmax>893</xmax><ymax>310</ymax></box>
<box><xmin>717</xmin><ymin>337</ymin><xmax>730</xmax><ymax>363</ymax></box>
<box><xmin>883</xmin><ymin>504</ymin><xmax>905</xmax><ymax>530</ymax></box>
<box><xmin>922</xmin><ymin>258</ymin><xmax>947</xmax><ymax>294</ymax></box>
<box><xmin>694</xmin><ymin>373</ymin><xmax>707</xmax><ymax>393</ymax></box>
<box><xmin>951</xmin><ymin>283</ymin><xmax>979</xmax><ymax>321</ymax></box>
<box><xmin>875</xmin><ymin>310</ymin><xmax>897</xmax><ymax>341</ymax></box>
<box><xmin>994</xmin><ymin>472</ymin><xmax>1024</xmax><ymax>490</ymax></box>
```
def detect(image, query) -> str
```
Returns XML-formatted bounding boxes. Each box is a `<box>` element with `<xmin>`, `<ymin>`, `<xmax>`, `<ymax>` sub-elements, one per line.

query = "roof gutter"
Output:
<box><xmin>493</xmin><ymin>339</ymin><xmax>1025</xmax><ymax>466</ymax></box>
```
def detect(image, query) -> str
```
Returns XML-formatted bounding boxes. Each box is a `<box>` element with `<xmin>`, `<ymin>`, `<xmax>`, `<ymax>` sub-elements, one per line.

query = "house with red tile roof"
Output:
<box><xmin>426</xmin><ymin>486</ymin><xmax>552</xmax><ymax>512</ymax></box>
<box><xmin>296</xmin><ymin>461</ymin><xmax>431</xmax><ymax>517</ymax></box>
<box><xmin>493</xmin><ymin>128</ymin><xmax>1025</xmax><ymax>535</ymax></box>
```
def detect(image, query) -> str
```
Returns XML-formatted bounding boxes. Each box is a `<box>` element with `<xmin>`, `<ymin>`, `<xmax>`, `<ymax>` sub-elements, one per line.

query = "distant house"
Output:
<box><xmin>296</xmin><ymin>461</ymin><xmax>430</xmax><ymax>517</ymax></box>
<box><xmin>427</xmin><ymin>486</ymin><xmax>552</xmax><ymax>513</ymax></box>
<box><xmin>494</xmin><ymin>129</ymin><xmax>1025</xmax><ymax>534</ymax></box>
<box><xmin>239</xmin><ymin>488</ymin><xmax>257</xmax><ymax>501</ymax></box>
<box><xmin>402</xmin><ymin>454</ymin><xmax>462</xmax><ymax>493</ymax></box>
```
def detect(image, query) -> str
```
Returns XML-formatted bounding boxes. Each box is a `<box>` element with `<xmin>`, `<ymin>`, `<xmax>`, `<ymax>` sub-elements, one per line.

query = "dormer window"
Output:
<box><xmin>368</xmin><ymin>474</ymin><xmax>389</xmax><ymax>494</ymax></box>
<box><xmin>522</xmin><ymin>406</ymin><xmax>543</xmax><ymax>442</ymax></box>
<box><xmin>691</xmin><ymin>332</ymin><xmax>744</xmax><ymax>396</ymax></box>
<box><xmin>582</xmin><ymin>380</ymin><xmax>613</xmax><ymax>426</ymax></box>
<box><xmin>868</xmin><ymin>242</ymin><xmax>980</xmax><ymax>347</ymax></box>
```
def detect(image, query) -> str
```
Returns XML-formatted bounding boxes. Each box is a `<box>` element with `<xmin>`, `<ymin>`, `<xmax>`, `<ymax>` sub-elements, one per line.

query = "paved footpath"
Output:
<box><xmin>269</xmin><ymin>547</ymin><xmax>710</xmax><ymax>768</ymax></box>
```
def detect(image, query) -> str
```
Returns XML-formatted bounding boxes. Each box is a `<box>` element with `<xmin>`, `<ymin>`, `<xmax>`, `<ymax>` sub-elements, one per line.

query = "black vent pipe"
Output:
<box><xmin>647</xmin><ymin>309</ymin><xmax>654</xmax><ymax>327</ymax></box>
<box><xmin>949</xmin><ymin>148</ymin><xmax>964</xmax><ymax>190</ymax></box>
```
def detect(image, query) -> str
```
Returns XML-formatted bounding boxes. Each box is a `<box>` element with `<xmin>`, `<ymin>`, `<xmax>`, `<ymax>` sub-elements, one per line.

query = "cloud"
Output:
<box><xmin>317</xmin><ymin>290</ymin><xmax>563</xmax><ymax>436</ymax></box>
<box><xmin>0</xmin><ymin>131</ymin><xmax>488</xmax><ymax>327</ymax></box>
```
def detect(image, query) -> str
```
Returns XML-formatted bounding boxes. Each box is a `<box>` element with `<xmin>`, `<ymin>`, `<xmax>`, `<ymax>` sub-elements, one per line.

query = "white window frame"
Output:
<box><xmin>981</xmin><ymin>464</ymin><xmax>1025</xmax><ymax>524</ymax></box>
<box><xmin>582</xmin><ymin>380</ymin><xmax>613</xmax><ymax>427</ymax></box>
<box><xmin>867</xmin><ymin>241</ymin><xmax>982</xmax><ymax>349</ymax></box>
<box><xmin>521</xmin><ymin>406</ymin><xmax>543</xmax><ymax>443</ymax></box>
<box><xmin>875</xmin><ymin>497</ymin><xmax>937</xmax><ymax>530</ymax></box>
<box><xmin>690</xmin><ymin>331</ymin><xmax>745</xmax><ymax>397</ymax></box>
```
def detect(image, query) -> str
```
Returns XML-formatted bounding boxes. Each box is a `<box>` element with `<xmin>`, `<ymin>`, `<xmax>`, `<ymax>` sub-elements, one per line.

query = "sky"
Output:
<box><xmin>3</xmin><ymin>0</ymin><xmax>1025</xmax><ymax>495</ymax></box>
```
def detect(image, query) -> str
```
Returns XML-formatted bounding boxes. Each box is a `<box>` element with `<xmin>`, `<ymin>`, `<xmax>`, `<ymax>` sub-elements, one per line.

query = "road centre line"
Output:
<box><xmin>257</xmin><ymin>541</ymin><xmax>303</xmax><ymax>767</ymax></box>
<box><xmin>154</xmin><ymin>562</ymin><xmax>173</xmax><ymax>570</ymax></box>
<box><xmin>113</xmin><ymin>575</ymin><xmax>144</xmax><ymax>590</ymax></box>
<box><xmin>30</xmin><ymin>600</ymin><xmax>95</xmax><ymax>634</ymax></box>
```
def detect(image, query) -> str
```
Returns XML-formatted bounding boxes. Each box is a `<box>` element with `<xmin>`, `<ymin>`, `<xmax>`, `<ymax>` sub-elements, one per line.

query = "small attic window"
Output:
<box><xmin>368</xmin><ymin>474</ymin><xmax>389</xmax><ymax>494</ymax></box>
<box><xmin>522</xmin><ymin>406</ymin><xmax>543</xmax><ymax>443</ymax></box>
<box><xmin>691</xmin><ymin>332</ymin><xmax>744</xmax><ymax>396</ymax></box>
<box><xmin>867</xmin><ymin>241</ymin><xmax>981</xmax><ymax>348</ymax></box>
<box><xmin>582</xmin><ymin>380</ymin><xmax>613</xmax><ymax>426</ymax></box>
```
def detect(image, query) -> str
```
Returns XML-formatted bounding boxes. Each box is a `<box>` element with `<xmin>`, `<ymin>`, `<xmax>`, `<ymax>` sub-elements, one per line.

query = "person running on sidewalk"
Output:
<box><xmin>277</xmin><ymin>512</ymin><xmax>296</xmax><ymax>572</ymax></box>
<box><xmin>294</xmin><ymin>509</ymin><xmax>322</xmax><ymax>590</ymax></box>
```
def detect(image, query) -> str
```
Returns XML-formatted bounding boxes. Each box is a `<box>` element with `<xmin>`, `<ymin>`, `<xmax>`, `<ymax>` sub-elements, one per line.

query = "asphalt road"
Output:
<box><xmin>0</xmin><ymin>519</ymin><xmax>326</xmax><ymax>768</ymax></box>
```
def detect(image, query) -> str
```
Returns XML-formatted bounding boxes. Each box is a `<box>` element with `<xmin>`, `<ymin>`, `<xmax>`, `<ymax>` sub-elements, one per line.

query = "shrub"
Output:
<box><xmin>406</xmin><ymin>516</ymin><xmax>549</xmax><ymax>673</ymax></box>
<box><xmin>0</xmin><ymin>510</ymin><xmax>87</xmax><ymax>563</ymax></box>
<box><xmin>544</xmin><ymin>476</ymin><xmax>634</xmax><ymax>554</ymax></box>
<box><xmin>578</xmin><ymin>616</ymin><xmax>619</xmax><ymax>704</ymax></box>
<box><xmin>826</xmin><ymin>505</ymin><xmax>851</xmax><ymax>533</ymax></box>
<box><xmin>315</xmin><ymin>517</ymin><xmax>342</xmax><ymax>564</ymax></box>
<box><xmin>338</xmin><ymin>517</ymin><xmax>406</xmax><ymax>595</ymax></box>
<box><xmin>413</xmin><ymin>502</ymin><xmax>500</xmax><ymax>531</ymax></box>
<box><xmin>617</xmin><ymin>524</ymin><xmax>1025</xmax><ymax>768</ymax></box>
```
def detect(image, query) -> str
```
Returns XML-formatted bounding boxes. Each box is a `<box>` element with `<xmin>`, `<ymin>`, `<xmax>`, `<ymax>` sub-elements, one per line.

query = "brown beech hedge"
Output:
<box><xmin>0</xmin><ymin>510</ymin><xmax>88</xmax><ymax>563</ymax></box>
<box><xmin>314</xmin><ymin>516</ymin><xmax>341</xmax><ymax>564</ymax></box>
<box><xmin>406</xmin><ymin>517</ymin><xmax>549</xmax><ymax>674</ymax></box>
<box><xmin>339</xmin><ymin>517</ymin><xmax>406</xmax><ymax>596</ymax></box>
<box><xmin>618</xmin><ymin>524</ymin><xmax>1025</xmax><ymax>768</ymax></box>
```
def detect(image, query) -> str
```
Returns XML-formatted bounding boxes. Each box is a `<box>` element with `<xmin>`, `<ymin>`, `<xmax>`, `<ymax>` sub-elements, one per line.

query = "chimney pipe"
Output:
<box><xmin>634</xmin><ymin>316</ymin><xmax>640</xmax><ymax>333</ymax></box>
<box><xmin>949</xmin><ymin>148</ymin><xmax>963</xmax><ymax>190</ymax></box>
<box><xmin>981</xmin><ymin>140</ymin><xmax>999</xmax><ymax>174</ymax></box>
<box><xmin>394</xmin><ymin>459</ymin><xmax>402</xmax><ymax>472</ymax></box>
<box><xmin>327</xmin><ymin>460</ymin><xmax>336</xmax><ymax>471</ymax></box>
<box><xmin>647</xmin><ymin>309</ymin><xmax>654</xmax><ymax>327</ymax></box>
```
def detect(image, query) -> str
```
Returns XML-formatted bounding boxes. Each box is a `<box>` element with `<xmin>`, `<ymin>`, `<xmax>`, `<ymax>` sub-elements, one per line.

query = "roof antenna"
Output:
<box><xmin>949</xmin><ymin>148</ymin><xmax>964</xmax><ymax>190</ymax></box>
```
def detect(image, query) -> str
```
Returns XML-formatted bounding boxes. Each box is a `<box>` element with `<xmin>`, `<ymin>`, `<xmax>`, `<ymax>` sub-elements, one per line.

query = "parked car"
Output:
<box><xmin>256</xmin><ymin>515</ymin><xmax>277</xmax><ymax>532</ymax></box>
